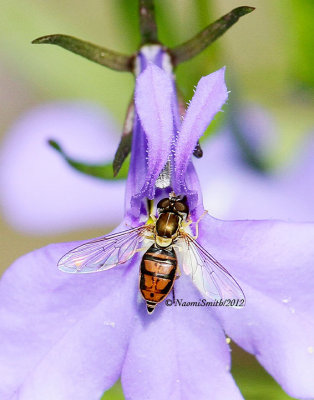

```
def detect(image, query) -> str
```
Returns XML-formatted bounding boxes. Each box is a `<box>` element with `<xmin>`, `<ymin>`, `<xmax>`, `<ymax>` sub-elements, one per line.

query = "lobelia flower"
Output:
<box><xmin>1</xmin><ymin>62</ymin><xmax>314</xmax><ymax>400</ymax></box>
<box><xmin>2</xmin><ymin>102</ymin><xmax>314</xmax><ymax>236</ymax></box>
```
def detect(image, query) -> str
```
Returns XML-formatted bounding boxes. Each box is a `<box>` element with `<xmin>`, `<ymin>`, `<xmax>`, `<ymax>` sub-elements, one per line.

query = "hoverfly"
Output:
<box><xmin>58</xmin><ymin>193</ymin><xmax>245</xmax><ymax>314</ymax></box>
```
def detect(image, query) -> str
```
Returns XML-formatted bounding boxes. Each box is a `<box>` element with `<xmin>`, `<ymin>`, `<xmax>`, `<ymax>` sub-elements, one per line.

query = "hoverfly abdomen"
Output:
<box><xmin>140</xmin><ymin>244</ymin><xmax>177</xmax><ymax>313</ymax></box>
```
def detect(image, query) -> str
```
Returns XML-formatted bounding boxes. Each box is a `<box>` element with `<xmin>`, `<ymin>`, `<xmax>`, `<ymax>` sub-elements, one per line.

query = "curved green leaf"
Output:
<box><xmin>49</xmin><ymin>140</ymin><xmax>128</xmax><ymax>180</ymax></box>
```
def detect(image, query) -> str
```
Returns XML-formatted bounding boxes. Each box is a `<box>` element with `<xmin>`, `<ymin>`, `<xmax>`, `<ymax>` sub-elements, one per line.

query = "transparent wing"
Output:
<box><xmin>176</xmin><ymin>233</ymin><xmax>245</xmax><ymax>306</ymax></box>
<box><xmin>58</xmin><ymin>225</ymin><xmax>154</xmax><ymax>273</ymax></box>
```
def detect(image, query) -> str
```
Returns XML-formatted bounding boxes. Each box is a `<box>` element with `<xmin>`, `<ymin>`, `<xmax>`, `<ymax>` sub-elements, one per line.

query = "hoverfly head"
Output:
<box><xmin>157</xmin><ymin>194</ymin><xmax>189</xmax><ymax>218</ymax></box>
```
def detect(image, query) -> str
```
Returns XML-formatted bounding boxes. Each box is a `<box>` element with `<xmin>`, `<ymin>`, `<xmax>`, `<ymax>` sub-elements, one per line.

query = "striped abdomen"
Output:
<box><xmin>140</xmin><ymin>244</ymin><xmax>177</xmax><ymax>314</ymax></box>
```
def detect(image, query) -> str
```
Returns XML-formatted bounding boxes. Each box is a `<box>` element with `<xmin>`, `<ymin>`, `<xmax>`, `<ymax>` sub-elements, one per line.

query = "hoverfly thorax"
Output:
<box><xmin>155</xmin><ymin>195</ymin><xmax>189</xmax><ymax>248</ymax></box>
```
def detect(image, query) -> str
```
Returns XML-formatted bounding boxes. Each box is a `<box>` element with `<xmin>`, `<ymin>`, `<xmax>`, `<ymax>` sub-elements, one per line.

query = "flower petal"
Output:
<box><xmin>134</xmin><ymin>64</ymin><xmax>174</xmax><ymax>199</ymax></box>
<box><xmin>175</xmin><ymin>67</ymin><xmax>228</xmax><ymax>187</ymax></box>
<box><xmin>121</xmin><ymin>274</ymin><xmax>243</xmax><ymax>400</ymax></box>
<box><xmin>125</xmin><ymin>117</ymin><xmax>148</xmax><ymax>221</ymax></box>
<box><xmin>198</xmin><ymin>215</ymin><xmax>314</xmax><ymax>398</ymax></box>
<box><xmin>0</xmin><ymin>102</ymin><xmax>124</xmax><ymax>234</ymax></box>
<box><xmin>0</xmin><ymin>238</ymin><xmax>139</xmax><ymax>399</ymax></box>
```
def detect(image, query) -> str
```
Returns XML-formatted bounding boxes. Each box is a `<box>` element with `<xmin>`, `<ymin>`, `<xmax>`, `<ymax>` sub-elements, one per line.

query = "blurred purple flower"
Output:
<box><xmin>0</xmin><ymin>101</ymin><xmax>125</xmax><ymax>234</ymax></box>
<box><xmin>1</xmin><ymin>62</ymin><xmax>314</xmax><ymax>400</ymax></box>
<box><xmin>197</xmin><ymin>117</ymin><xmax>314</xmax><ymax>221</ymax></box>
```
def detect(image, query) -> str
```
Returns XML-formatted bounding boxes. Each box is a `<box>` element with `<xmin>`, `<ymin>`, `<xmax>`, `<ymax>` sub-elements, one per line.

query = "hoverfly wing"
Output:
<box><xmin>177</xmin><ymin>234</ymin><xmax>245</xmax><ymax>306</ymax></box>
<box><xmin>58</xmin><ymin>225</ymin><xmax>153</xmax><ymax>273</ymax></box>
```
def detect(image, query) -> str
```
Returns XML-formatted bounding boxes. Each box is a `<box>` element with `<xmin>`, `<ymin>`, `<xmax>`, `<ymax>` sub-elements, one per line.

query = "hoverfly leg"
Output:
<box><xmin>182</xmin><ymin>216</ymin><xmax>193</xmax><ymax>228</ymax></box>
<box><xmin>192</xmin><ymin>210</ymin><xmax>208</xmax><ymax>239</ymax></box>
<box><xmin>182</xmin><ymin>210</ymin><xmax>208</xmax><ymax>239</ymax></box>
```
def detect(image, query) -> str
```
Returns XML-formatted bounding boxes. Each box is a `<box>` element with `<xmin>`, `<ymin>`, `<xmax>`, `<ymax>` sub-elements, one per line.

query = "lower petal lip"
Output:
<box><xmin>0</xmin><ymin>243</ymin><xmax>139</xmax><ymax>399</ymax></box>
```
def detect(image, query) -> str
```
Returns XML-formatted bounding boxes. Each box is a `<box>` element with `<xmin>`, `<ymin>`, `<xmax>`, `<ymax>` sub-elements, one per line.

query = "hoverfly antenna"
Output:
<box><xmin>169</xmin><ymin>191</ymin><xmax>177</xmax><ymax>199</ymax></box>
<box><xmin>169</xmin><ymin>192</ymin><xmax>181</xmax><ymax>204</ymax></box>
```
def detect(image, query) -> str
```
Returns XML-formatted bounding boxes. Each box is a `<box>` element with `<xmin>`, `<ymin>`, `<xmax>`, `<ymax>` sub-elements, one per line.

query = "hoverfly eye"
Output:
<box><xmin>174</xmin><ymin>200</ymin><xmax>189</xmax><ymax>214</ymax></box>
<box><xmin>157</xmin><ymin>198</ymin><xmax>170</xmax><ymax>210</ymax></box>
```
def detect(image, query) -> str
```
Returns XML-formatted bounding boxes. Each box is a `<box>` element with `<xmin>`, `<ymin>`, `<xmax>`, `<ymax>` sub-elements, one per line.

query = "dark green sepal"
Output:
<box><xmin>139</xmin><ymin>0</ymin><xmax>158</xmax><ymax>44</ymax></box>
<box><xmin>48</xmin><ymin>140</ymin><xmax>129</xmax><ymax>180</ymax></box>
<box><xmin>113</xmin><ymin>134</ymin><xmax>133</xmax><ymax>177</ymax></box>
<box><xmin>170</xmin><ymin>6</ymin><xmax>255</xmax><ymax>66</ymax></box>
<box><xmin>32</xmin><ymin>34</ymin><xmax>133</xmax><ymax>72</ymax></box>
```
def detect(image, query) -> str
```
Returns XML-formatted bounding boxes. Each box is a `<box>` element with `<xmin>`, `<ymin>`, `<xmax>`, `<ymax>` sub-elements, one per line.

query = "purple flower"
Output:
<box><xmin>1</xmin><ymin>62</ymin><xmax>314</xmax><ymax>400</ymax></box>
<box><xmin>0</xmin><ymin>101</ymin><xmax>124</xmax><ymax>234</ymax></box>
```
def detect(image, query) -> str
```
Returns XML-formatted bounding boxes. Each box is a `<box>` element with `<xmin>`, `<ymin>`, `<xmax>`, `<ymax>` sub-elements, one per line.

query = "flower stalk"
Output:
<box><xmin>139</xmin><ymin>0</ymin><xmax>158</xmax><ymax>44</ymax></box>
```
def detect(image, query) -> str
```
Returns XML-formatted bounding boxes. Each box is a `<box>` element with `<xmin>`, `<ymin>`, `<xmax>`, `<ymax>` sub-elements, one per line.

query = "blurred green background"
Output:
<box><xmin>0</xmin><ymin>1</ymin><xmax>313</xmax><ymax>399</ymax></box>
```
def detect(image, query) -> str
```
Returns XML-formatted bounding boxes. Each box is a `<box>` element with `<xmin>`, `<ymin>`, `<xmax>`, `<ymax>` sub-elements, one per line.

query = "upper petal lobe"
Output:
<box><xmin>175</xmin><ymin>67</ymin><xmax>228</xmax><ymax>187</ymax></box>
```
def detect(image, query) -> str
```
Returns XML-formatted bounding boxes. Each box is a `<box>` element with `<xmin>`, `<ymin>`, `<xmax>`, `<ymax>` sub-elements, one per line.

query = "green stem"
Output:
<box><xmin>139</xmin><ymin>0</ymin><xmax>158</xmax><ymax>44</ymax></box>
